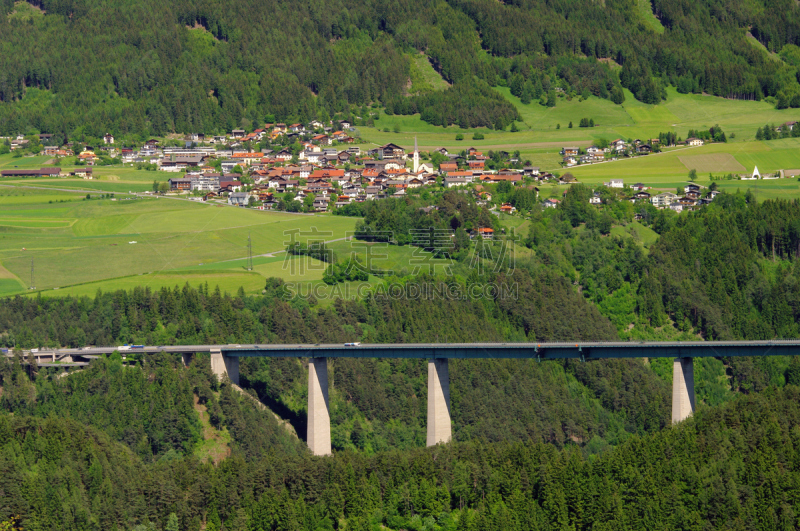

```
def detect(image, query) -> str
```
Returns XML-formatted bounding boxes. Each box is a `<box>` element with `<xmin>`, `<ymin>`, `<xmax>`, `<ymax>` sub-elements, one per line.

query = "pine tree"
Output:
<box><xmin>165</xmin><ymin>513</ymin><xmax>179</xmax><ymax>531</ymax></box>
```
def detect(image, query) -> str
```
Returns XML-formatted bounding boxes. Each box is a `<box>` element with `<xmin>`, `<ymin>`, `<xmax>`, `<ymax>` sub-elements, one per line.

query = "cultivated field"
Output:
<box><xmin>677</xmin><ymin>153</ymin><xmax>746</xmax><ymax>173</ymax></box>
<box><xmin>0</xmin><ymin>187</ymin><xmax>358</xmax><ymax>297</ymax></box>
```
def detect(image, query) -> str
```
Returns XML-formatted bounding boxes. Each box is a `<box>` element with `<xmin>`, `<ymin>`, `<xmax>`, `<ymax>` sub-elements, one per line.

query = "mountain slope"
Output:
<box><xmin>2</xmin><ymin>0</ymin><xmax>800</xmax><ymax>138</ymax></box>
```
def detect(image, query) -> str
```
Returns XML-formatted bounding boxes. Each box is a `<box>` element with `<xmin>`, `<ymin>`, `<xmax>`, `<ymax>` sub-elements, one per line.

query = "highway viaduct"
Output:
<box><xmin>11</xmin><ymin>341</ymin><xmax>800</xmax><ymax>456</ymax></box>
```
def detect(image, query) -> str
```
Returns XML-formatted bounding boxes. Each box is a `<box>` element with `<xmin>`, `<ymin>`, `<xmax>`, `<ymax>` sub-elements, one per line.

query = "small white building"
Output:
<box><xmin>607</xmin><ymin>179</ymin><xmax>624</xmax><ymax>188</ymax></box>
<box><xmin>686</xmin><ymin>138</ymin><xmax>704</xmax><ymax>147</ymax></box>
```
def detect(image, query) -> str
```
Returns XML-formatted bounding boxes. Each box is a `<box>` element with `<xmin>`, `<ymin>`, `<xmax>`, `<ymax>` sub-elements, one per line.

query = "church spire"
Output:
<box><xmin>413</xmin><ymin>136</ymin><xmax>419</xmax><ymax>173</ymax></box>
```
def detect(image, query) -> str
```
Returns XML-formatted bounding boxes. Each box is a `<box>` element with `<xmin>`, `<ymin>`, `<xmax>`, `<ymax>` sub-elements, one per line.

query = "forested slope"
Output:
<box><xmin>4</xmin><ymin>384</ymin><xmax>800</xmax><ymax>530</ymax></box>
<box><xmin>3</xmin><ymin>0</ymin><xmax>800</xmax><ymax>137</ymax></box>
<box><xmin>0</xmin><ymin>352</ymin><xmax>304</xmax><ymax>461</ymax></box>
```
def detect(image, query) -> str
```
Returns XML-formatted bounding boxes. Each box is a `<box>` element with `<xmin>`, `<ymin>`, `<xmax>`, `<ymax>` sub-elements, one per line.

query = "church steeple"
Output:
<box><xmin>413</xmin><ymin>136</ymin><xmax>419</xmax><ymax>173</ymax></box>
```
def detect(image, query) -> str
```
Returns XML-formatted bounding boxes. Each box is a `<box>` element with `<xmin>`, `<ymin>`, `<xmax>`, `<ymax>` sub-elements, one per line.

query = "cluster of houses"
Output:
<box><xmin>645</xmin><ymin>184</ymin><xmax>720</xmax><ymax>212</ymax></box>
<box><xmin>116</xmin><ymin>130</ymin><xmax>550</xmax><ymax>210</ymax></box>
<box><xmin>1</xmin><ymin>133</ymin><xmax>59</xmax><ymax>152</ymax></box>
<box><xmin>578</xmin><ymin>181</ymin><xmax>719</xmax><ymax>213</ymax></box>
<box><xmin>561</xmin><ymin>137</ymin><xmax>705</xmax><ymax>167</ymax></box>
<box><xmin>158</xmin><ymin>141</ymin><xmax>545</xmax><ymax>211</ymax></box>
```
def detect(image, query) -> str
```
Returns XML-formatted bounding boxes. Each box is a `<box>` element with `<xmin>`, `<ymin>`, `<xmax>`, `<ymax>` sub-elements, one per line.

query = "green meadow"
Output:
<box><xmin>408</xmin><ymin>53</ymin><xmax>451</xmax><ymax>94</ymax></box>
<box><xmin>359</xmin><ymin>85</ymin><xmax>800</xmax><ymax>171</ymax></box>
<box><xmin>0</xmin><ymin>187</ymin><xmax>358</xmax><ymax>297</ymax></box>
<box><xmin>566</xmin><ymin>138</ymin><xmax>800</xmax><ymax>194</ymax></box>
<box><xmin>610</xmin><ymin>222</ymin><xmax>659</xmax><ymax>251</ymax></box>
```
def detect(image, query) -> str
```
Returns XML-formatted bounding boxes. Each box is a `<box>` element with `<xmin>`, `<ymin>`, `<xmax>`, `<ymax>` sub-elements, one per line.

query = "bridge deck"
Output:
<box><xmin>14</xmin><ymin>341</ymin><xmax>800</xmax><ymax>360</ymax></box>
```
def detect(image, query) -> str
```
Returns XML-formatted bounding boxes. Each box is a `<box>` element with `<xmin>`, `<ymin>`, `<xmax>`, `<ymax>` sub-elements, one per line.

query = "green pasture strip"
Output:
<box><xmin>30</xmin><ymin>271</ymin><xmax>269</xmax><ymax>298</ymax></box>
<box><xmin>0</xmin><ymin>186</ymin><xmax>357</xmax><ymax>292</ymax></box>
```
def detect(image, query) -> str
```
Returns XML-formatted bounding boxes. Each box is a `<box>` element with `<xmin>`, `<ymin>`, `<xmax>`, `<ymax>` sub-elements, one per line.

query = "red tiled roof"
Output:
<box><xmin>310</xmin><ymin>169</ymin><xmax>345</xmax><ymax>179</ymax></box>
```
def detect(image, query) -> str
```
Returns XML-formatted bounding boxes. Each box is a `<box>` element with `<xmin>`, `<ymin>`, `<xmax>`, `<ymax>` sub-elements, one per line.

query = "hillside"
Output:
<box><xmin>3</xmin><ymin>372</ymin><xmax>800</xmax><ymax>530</ymax></box>
<box><xmin>2</xmin><ymin>0</ymin><xmax>800</xmax><ymax>138</ymax></box>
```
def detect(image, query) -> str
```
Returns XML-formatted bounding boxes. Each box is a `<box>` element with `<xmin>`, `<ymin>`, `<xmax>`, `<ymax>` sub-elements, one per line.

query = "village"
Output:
<box><xmin>0</xmin><ymin>121</ymin><xmax>784</xmax><ymax>216</ymax></box>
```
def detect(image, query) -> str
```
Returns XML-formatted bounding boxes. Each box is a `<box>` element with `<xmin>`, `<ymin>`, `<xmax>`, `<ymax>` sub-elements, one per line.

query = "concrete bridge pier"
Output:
<box><xmin>672</xmin><ymin>357</ymin><xmax>695</xmax><ymax>424</ymax></box>
<box><xmin>427</xmin><ymin>358</ymin><xmax>452</xmax><ymax>446</ymax></box>
<box><xmin>210</xmin><ymin>349</ymin><xmax>239</xmax><ymax>385</ymax></box>
<box><xmin>181</xmin><ymin>353</ymin><xmax>193</xmax><ymax>367</ymax></box>
<box><xmin>308</xmin><ymin>357</ymin><xmax>331</xmax><ymax>456</ymax></box>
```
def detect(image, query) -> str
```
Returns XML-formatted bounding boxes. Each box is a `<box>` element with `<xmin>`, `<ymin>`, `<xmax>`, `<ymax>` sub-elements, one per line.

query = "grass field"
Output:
<box><xmin>637</xmin><ymin>0</ymin><xmax>664</xmax><ymax>33</ymax></box>
<box><xmin>0</xmin><ymin>187</ymin><xmax>358</xmax><ymax>297</ymax></box>
<box><xmin>610</xmin><ymin>222</ymin><xmax>659</xmax><ymax>251</ymax></box>
<box><xmin>0</xmin><ymin>264</ymin><xmax>26</xmax><ymax>296</ymax></box>
<box><xmin>408</xmin><ymin>53</ymin><xmax>450</xmax><ymax>94</ymax></box>
<box><xmin>714</xmin><ymin>179</ymin><xmax>800</xmax><ymax>201</ymax></box>
<box><xmin>358</xmin><ymin>85</ymin><xmax>800</xmax><ymax>171</ymax></box>
<box><xmin>565</xmin><ymin>138</ymin><xmax>800</xmax><ymax>194</ymax></box>
<box><xmin>41</xmin><ymin>253</ymin><xmax>387</xmax><ymax>305</ymax></box>
<box><xmin>324</xmin><ymin>240</ymin><xmax>456</xmax><ymax>276</ymax></box>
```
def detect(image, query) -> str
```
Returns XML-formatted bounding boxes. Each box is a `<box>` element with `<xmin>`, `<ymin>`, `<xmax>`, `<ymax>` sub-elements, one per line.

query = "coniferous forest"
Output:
<box><xmin>4</xmin><ymin>195</ymin><xmax>800</xmax><ymax>528</ymax></box>
<box><xmin>3</xmin><ymin>0</ymin><xmax>800</xmax><ymax>137</ymax></box>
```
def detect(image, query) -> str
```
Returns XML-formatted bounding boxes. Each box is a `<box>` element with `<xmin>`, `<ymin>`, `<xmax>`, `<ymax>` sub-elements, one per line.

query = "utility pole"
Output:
<box><xmin>29</xmin><ymin>257</ymin><xmax>35</xmax><ymax>290</ymax></box>
<box><xmin>247</xmin><ymin>232</ymin><xmax>253</xmax><ymax>271</ymax></box>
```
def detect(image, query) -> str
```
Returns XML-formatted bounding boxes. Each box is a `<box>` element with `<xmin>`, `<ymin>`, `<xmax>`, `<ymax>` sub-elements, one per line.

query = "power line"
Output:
<box><xmin>247</xmin><ymin>232</ymin><xmax>253</xmax><ymax>271</ymax></box>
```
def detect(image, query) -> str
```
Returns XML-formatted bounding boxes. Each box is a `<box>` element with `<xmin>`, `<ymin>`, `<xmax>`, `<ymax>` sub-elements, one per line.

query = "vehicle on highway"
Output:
<box><xmin>117</xmin><ymin>345</ymin><xmax>131</xmax><ymax>351</ymax></box>
<box><xmin>131</xmin><ymin>345</ymin><xmax>145</xmax><ymax>349</ymax></box>
<box><xmin>344</xmin><ymin>342</ymin><xmax>361</xmax><ymax>346</ymax></box>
